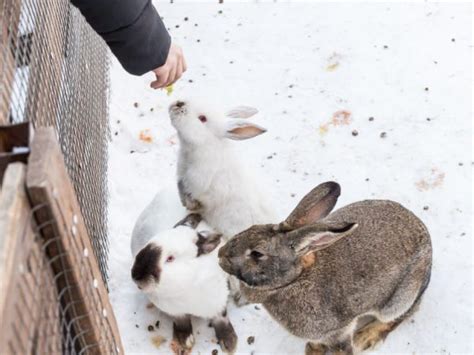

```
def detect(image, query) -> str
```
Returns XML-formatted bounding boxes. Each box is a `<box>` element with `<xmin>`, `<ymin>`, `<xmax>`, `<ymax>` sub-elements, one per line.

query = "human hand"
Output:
<box><xmin>150</xmin><ymin>43</ymin><xmax>187</xmax><ymax>89</ymax></box>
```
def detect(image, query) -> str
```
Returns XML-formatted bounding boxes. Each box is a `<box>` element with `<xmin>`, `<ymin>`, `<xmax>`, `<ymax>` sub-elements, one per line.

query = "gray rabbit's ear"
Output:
<box><xmin>292</xmin><ymin>222</ymin><xmax>358</xmax><ymax>256</ymax></box>
<box><xmin>226</xmin><ymin>106</ymin><xmax>258</xmax><ymax>119</ymax></box>
<box><xmin>285</xmin><ymin>182</ymin><xmax>341</xmax><ymax>228</ymax></box>
<box><xmin>174</xmin><ymin>213</ymin><xmax>202</xmax><ymax>229</ymax></box>
<box><xmin>196</xmin><ymin>231</ymin><xmax>222</xmax><ymax>256</ymax></box>
<box><xmin>225</xmin><ymin>120</ymin><xmax>267</xmax><ymax>140</ymax></box>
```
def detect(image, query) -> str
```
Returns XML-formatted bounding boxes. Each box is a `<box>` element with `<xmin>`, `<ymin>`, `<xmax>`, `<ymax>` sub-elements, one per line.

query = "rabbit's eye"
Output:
<box><xmin>198</xmin><ymin>115</ymin><xmax>207</xmax><ymax>123</ymax></box>
<box><xmin>166</xmin><ymin>255</ymin><xmax>175</xmax><ymax>263</ymax></box>
<box><xmin>250</xmin><ymin>250</ymin><xmax>264</xmax><ymax>260</ymax></box>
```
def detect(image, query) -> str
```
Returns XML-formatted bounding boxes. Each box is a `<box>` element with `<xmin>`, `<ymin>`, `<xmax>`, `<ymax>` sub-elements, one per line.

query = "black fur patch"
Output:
<box><xmin>131</xmin><ymin>244</ymin><xmax>162</xmax><ymax>282</ymax></box>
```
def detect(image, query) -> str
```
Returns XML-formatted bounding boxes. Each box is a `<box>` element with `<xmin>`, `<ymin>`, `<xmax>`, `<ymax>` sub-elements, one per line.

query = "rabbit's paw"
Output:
<box><xmin>353</xmin><ymin>319</ymin><xmax>394</xmax><ymax>351</ymax></box>
<box><xmin>305</xmin><ymin>342</ymin><xmax>328</xmax><ymax>355</ymax></box>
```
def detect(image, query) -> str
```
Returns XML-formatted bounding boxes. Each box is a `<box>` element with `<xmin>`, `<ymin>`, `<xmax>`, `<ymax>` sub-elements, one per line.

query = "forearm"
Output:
<box><xmin>71</xmin><ymin>0</ymin><xmax>171</xmax><ymax>75</ymax></box>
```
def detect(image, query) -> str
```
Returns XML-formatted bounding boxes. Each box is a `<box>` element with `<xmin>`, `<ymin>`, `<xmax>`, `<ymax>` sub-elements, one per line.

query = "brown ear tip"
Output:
<box><xmin>322</xmin><ymin>181</ymin><xmax>341</xmax><ymax>196</ymax></box>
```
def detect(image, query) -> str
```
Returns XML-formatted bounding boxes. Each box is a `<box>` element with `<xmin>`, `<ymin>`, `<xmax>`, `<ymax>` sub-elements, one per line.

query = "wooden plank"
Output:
<box><xmin>0</xmin><ymin>163</ymin><xmax>29</xmax><ymax>353</ymax></box>
<box><xmin>26</xmin><ymin>127</ymin><xmax>124</xmax><ymax>354</ymax></box>
<box><xmin>0</xmin><ymin>162</ymin><xmax>62</xmax><ymax>354</ymax></box>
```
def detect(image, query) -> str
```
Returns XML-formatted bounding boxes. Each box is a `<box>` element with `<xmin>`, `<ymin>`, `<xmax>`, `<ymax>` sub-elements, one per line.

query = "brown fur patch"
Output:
<box><xmin>301</xmin><ymin>252</ymin><xmax>317</xmax><ymax>269</ymax></box>
<box><xmin>354</xmin><ymin>319</ymin><xmax>396</xmax><ymax>351</ymax></box>
<box><xmin>305</xmin><ymin>342</ymin><xmax>327</xmax><ymax>355</ymax></box>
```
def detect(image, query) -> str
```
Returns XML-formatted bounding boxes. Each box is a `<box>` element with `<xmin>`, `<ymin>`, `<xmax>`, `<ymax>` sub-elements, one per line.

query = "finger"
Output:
<box><xmin>165</xmin><ymin>63</ymin><xmax>177</xmax><ymax>87</ymax></box>
<box><xmin>171</xmin><ymin>60</ymin><xmax>184</xmax><ymax>85</ymax></box>
<box><xmin>182</xmin><ymin>55</ymin><xmax>187</xmax><ymax>73</ymax></box>
<box><xmin>151</xmin><ymin>67</ymin><xmax>170</xmax><ymax>89</ymax></box>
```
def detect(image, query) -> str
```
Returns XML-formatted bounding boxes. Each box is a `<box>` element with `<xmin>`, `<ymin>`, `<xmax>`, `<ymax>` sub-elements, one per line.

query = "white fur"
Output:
<box><xmin>130</xmin><ymin>185</ymin><xmax>229</xmax><ymax>319</ymax></box>
<box><xmin>143</xmin><ymin>227</ymin><xmax>228</xmax><ymax>319</ymax></box>
<box><xmin>169</xmin><ymin>99</ymin><xmax>277</xmax><ymax>238</ymax></box>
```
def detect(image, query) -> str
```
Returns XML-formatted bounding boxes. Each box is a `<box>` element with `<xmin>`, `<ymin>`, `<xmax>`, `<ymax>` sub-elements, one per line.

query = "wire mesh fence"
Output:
<box><xmin>0</xmin><ymin>0</ymin><xmax>110</xmax><ymax>281</ymax></box>
<box><xmin>0</xmin><ymin>158</ymin><xmax>122</xmax><ymax>355</ymax></box>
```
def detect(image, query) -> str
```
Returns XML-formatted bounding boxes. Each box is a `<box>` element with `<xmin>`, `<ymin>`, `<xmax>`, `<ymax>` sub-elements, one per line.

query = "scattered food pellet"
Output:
<box><xmin>289</xmin><ymin>84</ymin><xmax>294</xmax><ymax>88</ymax></box>
<box><xmin>458</xmin><ymin>162</ymin><xmax>463</xmax><ymax>166</ymax></box>
<box><xmin>291</xmin><ymin>193</ymin><xmax>296</xmax><ymax>198</ymax></box>
<box><xmin>150</xmin><ymin>107</ymin><xmax>154</xmax><ymax>112</ymax></box>
<box><xmin>365</xmin><ymin>178</ymin><xmax>370</xmax><ymax>181</ymax></box>
<box><xmin>218</xmin><ymin>10</ymin><xmax>223</xmax><ymax>14</ymax></box>
<box><xmin>117</xmin><ymin>120</ymin><xmax>121</xmax><ymax>123</ymax></box>
<box><xmin>135</xmin><ymin>324</ymin><xmax>139</xmax><ymax>328</ymax></box>
<box><xmin>423</xmin><ymin>206</ymin><xmax>429</xmax><ymax>211</ymax></box>
<box><xmin>212</xmin><ymin>350</ymin><xmax>218</xmax><ymax>355</ymax></box>
<box><xmin>130</xmin><ymin>150</ymin><xmax>135</xmax><ymax>154</ymax></box>
<box><xmin>288</xmin><ymin>95</ymin><xmax>293</xmax><ymax>98</ymax></box>
<box><xmin>247</xmin><ymin>336</ymin><xmax>255</xmax><ymax>345</ymax></box>
<box><xmin>369</xmin><ymin>116</ymin><xmax>374</xmax><ymax>121</ymax></box>
<box><xmin>424</xmin><ymin>87</ymin><xmax>429</xmax><ymax>91</ymax></box>
<box><xmin>184</xmin><ymin>17</ymin><xmax>189</xmax><ymax>21</ymax></box>
<box><xmin>194</xmin><ymin>23</ymin><xmax>198</xmax><ymax>27</ymax></box>
<box><xmin>197</xmin><ymin>39</ymin><xmax>201</xmax><ymax>42</ymax></box>
<box><xmin>114</xmin><ymin>131</ymin><xmax>118</xmax><ymax>136</ymax></box>
<box><xmin>175</xmin><ymin>25</ymin><xmax>180</xmax><ymax>28</ymax></box>
<box><xmin>451</xmin><ymin>38</ymin><xmax>455</xmax><ymax>42</ymax></box>
<box><xmin>254</xmin><ymin>305</ymin><xmax>261</xmax><ymax>310</ymax></box>
<box><xmin>383</xmin><ymin>45</ymin><xmax>389</xmax><ymax>49</ymax></box>
<box><xmin>426</xmin><ymin>117</ymin><xmax>431</xmax><ymax>121</ymax></box>
<box><xmin>380</xmin><ymin>132</ymin><xmax>387</xmax><ymax>138</ymax></box>
<box><xmin>352</xmin><ymin>130</ymin><xmax>359</xmax><ymax>136</ymax></box>
<box><xmin>148</xmin><ymin>325</ymin><xmax>154</xmax><ymax>332</ymax></box>
<box><xmin>155</xmin><ymin>320</ymin><xmax>160</xmax><ymax>328</ymax></box>
<box><xmin>267</xmin><ymin>155</ymin><xmax>273</xmax><ymax>159</ymax></box>
<box><xmin>188</xmin><ymin>79</ymin><xmax>193</xmax><ymax>83</ymax></box>
<box><xmin>151</xmin><ymin>335</ymin><xmax>166</xmax><ymax>349</ymax></box>
<box><xmin>133</xmin><ymin>102</ymin><xmax>139</xmax><ymax>108</ymax></box>
<box><xmin>229</xmin><ymin>61</ymin><xmax>234</xmax><ymax>64</ymax></box>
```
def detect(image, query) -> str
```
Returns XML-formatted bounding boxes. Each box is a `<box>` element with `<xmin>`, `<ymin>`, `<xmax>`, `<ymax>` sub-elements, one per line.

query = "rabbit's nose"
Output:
<box><xmin>175</xmin><ymin>101</ymin><xmax>185</xmax><ymax>108</ymax></box>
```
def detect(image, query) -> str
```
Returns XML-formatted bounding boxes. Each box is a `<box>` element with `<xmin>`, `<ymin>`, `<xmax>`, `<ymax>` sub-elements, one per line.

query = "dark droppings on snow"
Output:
<box><xmin>155</xmin><ymin>320</ymin><xmax>160</xmax><ymax>328</ymax></box>
<box><xmin>184</xmin><ymin>17</ymin><xmax>189</xmax><ymax>21</ymax></box>
<box><xmin>254</xmin><ymin>305</ymin><xmax>261</xmax><ymax>310</ymax></box>
<box><xmin>424</xmin><ymin>87</ymin><xmax>429</xmax><ymax>91</ymax></box>
<box><xmin>369</xmin><ymin>116</ymin><xmax>374</xmax><ymax>121</ymax></box>
<box><xmin>212</xmin><ymin>349</ymin><xmax>218</xmax><ymax>355</ymax></box>
<box><xmin>247</xmin><ymin>336</ymin><xmax>255</xmax><ymax>345</ymax></box>
<box><xmin>380</xmin><ymin>132</ymin><xmax>387</xmax><ymax>138</ymax></box>
<box><xmin>423</xmin><ymin>206</ymin><xmax>429</xmax><ymax>211</ymax></box>
<box><xmin>352</xmin><ymin>130</ymin><xmax>359</xmax><ymax>136</ymax></box>
<box><xmin>148</xmin><ymin>325</ymin><xmax>154</xmax><ymax>332</ymax></box>
<box><xmin>135</xmin><ymin>324</ymin><xmax>139</xmax><ymax>328</ymax></box>
<box><xmin>133</xmin><ymin>102</ymin><xmax>139</xmax><ymax>108</ymax></box>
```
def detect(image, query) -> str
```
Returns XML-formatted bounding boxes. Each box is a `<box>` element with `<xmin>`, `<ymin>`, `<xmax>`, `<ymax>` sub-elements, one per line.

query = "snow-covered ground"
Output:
<box><xmin>107</xmin><ymin>2</ymin><xmax>472</xmax><ymax>354</ymax></box>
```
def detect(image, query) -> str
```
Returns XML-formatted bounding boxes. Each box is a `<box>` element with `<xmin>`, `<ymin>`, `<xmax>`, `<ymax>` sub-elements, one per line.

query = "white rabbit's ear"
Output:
<box><xmin>225</xmin><ymin>120</ymin><xmax>267</xmax><ymax>140</ymax></box>
<box><xmin>226</xmin><ymin>106</ymin><xmax>259</xmax><ymax>119</ymax></box>
<box><xmin>196</xmin><ymin>231</ymin><xmax>222</xmax><ymax>256</ymax></box>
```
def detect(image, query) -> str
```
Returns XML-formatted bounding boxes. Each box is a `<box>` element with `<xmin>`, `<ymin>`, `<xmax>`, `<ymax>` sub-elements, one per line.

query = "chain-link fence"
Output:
<box><xmin>1</xmin><ymin>0</ymin><xmax>110</xmax><ymax>281</ymax></box>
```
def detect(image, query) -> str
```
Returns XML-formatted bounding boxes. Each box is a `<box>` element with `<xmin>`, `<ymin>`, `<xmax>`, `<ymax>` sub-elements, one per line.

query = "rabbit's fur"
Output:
<box><xmin>218</xmin><ymin>182</ymin><xmax>432</xmax><ymax>354</ymax></box>
<box><xmin>130</xmin><ymin>186</ymin><xmax>237</xmax><ymax>353</ymax></box>
<box><xmin>169</xmin><ymin>99</ymin><xmax>277</xmax><ymax>238</ymax></box>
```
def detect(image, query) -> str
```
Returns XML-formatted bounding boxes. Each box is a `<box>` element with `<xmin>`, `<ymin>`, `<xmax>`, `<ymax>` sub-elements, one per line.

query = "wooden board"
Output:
<box><xmin>26</xmin><ymin>127</ymin><xmax>124</xmax><ymax>354</ymax></box>
<box><xmin>0</xmin><ymin>162</ymin><xmax>62</xmax><ymax>354</ymax></box>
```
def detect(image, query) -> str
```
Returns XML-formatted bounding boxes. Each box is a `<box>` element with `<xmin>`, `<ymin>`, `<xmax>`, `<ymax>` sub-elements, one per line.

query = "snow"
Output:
<box><xmin>107</xmin><ymin>2</ymin><xmax>472</xmax><ymax>354</ymax></box>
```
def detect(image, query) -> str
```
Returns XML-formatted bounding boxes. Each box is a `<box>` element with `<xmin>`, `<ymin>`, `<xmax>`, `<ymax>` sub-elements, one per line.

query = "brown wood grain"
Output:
<box><xmin>26</xmin><ymin>127</ymin><xmax>124</xmax><ymax>354</ymax></box>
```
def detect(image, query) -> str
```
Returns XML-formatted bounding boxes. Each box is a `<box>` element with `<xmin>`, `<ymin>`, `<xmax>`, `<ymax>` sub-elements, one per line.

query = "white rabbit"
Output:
<box><xmin>168</xmin><ymin>100</ymin><xmax>277</xmax><ymax>238</ymax></box>
<box><xmin>131</xmin><ymin>191</ymin><xmax>238</xmax><ymax>354</ymax></box>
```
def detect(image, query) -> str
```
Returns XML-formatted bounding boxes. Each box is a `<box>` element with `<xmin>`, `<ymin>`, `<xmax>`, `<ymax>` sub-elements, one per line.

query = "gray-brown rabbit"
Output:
<box><xmin>218</xmin><ymin>181</ymin><xmax>432</xmax><ymax>354</ymax></box>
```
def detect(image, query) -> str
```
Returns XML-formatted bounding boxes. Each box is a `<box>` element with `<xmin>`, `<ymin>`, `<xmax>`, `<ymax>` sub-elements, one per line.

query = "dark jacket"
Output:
<box><xmin>71</xmin><ymin>0</ymin><xmax>171</xmax><ymax>75</ymax></box>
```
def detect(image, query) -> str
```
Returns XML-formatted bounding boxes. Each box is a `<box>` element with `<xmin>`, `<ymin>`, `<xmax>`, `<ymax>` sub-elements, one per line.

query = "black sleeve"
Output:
<box><xmin>71</xmin><ymin>0</ymin><xmax>171</xmax><ymax>75</ymax></box>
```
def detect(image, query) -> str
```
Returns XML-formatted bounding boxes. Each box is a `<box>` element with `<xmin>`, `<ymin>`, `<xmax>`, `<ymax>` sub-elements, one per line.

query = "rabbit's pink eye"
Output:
<box><xmin>198</xmin><ymin>115</ymin><xmax>207</xmax><ymax>123</ymax></box>
<box><xmin>166</xmin><ymin>256</ymin><xmax>175</xmax><ymax>263</ymax></box>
